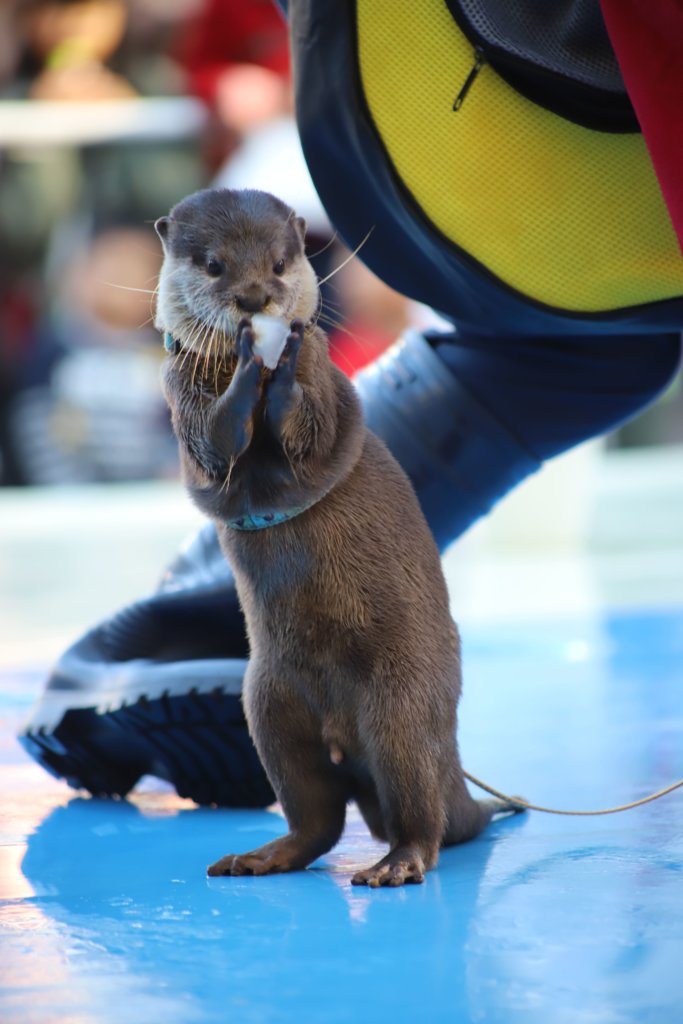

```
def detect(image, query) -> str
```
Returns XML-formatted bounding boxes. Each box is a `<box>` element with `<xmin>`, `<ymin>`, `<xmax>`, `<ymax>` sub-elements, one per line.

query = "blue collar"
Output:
<box><xmin>226</xmin><ymin>498</ymin><xmax>319</xmax><ymax>532</ymax></box>
<box><xmin>164</xmin><ymin>332</ymin><xmax>181</xmax><ymax>354</ymax></box>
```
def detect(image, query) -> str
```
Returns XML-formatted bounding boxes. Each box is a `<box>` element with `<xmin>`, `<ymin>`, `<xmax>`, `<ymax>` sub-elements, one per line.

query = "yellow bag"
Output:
<box><xmin>290</xmin><ymin>0</ymin><xmax>683</xmax><ymax>331</ymax></box>
<box><xmin>356</xmin><ymin>0</ymin><xmax>683</xmax><ymax>314</ymax></box>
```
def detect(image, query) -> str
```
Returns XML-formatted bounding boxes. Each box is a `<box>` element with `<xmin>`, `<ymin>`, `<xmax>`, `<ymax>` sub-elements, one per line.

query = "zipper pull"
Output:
<box><xmin>452</xmin><ymin>47</ymin><xmax>487</xmax><ymax>111</ymax></box>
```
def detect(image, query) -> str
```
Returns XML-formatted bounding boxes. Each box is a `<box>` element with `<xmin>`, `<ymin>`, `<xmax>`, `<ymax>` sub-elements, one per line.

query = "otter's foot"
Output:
<box><xmin>207</xmin><ymin>852</ymin><xmax>286</xmax><ymax>877</ymax></box>
<box><xmin>207</xmin><ymin>832</ymin><xmax>319</xmax><ymax>877</ymax></box>
<box><xmin>351</xmin><ymin>845</ymin><xmax>429</xmax><ymax>888</ymax></box>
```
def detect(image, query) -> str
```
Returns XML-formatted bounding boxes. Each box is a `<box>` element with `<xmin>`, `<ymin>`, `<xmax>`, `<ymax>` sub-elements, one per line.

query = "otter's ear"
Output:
<box><xmin>293</xmin><ymin>216</ymin><xmax>307</xmax><ymax>243</ymax></box>
<box><xmin>155</xmin><ymin>216</ymin><xmax>171</xmax><ymax>248</ymax></box>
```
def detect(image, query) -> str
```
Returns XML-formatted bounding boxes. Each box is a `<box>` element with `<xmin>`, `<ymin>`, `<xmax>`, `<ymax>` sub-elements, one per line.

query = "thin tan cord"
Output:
<box><xmin>463</xmin><ymin>770</ymin><xmax>683</xmax><ymax>816</ymax></box>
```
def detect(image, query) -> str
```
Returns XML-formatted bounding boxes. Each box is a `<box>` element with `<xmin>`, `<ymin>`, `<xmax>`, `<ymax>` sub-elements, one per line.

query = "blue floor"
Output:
<box><xmin>2</xmin><ymin>606</ymin><xmax>682</xmax><ymax>1024</ymax></box>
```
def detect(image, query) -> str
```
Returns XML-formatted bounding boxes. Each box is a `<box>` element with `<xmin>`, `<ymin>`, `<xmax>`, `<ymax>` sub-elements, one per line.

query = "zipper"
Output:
<box><xmin>452</xmin><ymin>47</ymin><xmax>487</xmax><ymax>111</ymax></box>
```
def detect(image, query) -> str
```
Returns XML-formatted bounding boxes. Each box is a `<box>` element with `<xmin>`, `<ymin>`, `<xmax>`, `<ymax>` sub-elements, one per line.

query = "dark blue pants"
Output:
<box><xmin>436</xmin><ymin>329</ymin><xmax>681</xmax><ymax>461</ymax></box>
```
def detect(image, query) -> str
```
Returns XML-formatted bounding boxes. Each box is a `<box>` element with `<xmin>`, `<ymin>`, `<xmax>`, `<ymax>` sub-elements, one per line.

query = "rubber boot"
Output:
<box><xmin>18</xmin><ymin>330</ymin><xmax>540</xmax><ymax>805</ymax></box>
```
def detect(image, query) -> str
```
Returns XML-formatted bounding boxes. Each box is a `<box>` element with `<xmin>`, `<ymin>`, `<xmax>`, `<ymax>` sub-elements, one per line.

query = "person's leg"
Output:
<box><xmin>435</xmin><ymin>329</ymin><xmax>683</xmax><ymax>461</ymax></box>
<box><xmin>356</xmin><ymin>327</ymin><xmax>682</xmax><ymax>547</ymax></box>
<box><xmin>19</xmin><ymin>327</ymin><xmax>682</xmax><ymax>803</ymax></box>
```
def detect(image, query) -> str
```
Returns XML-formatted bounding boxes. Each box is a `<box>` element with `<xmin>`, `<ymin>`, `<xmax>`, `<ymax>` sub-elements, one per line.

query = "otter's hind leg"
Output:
<box><xmin>442</xmin><ymin>766</ymin><xmax>524</xmax><ymax>848</ymax></box>
<box><xmin>208</xmin><ymin>683</ymin><xmax>349</xmax><ymax>877</ymax></box>
<box><xmin>350</xmin><ymin>713</ymin><xmax>446</xmax><ymax>888</ymax></box>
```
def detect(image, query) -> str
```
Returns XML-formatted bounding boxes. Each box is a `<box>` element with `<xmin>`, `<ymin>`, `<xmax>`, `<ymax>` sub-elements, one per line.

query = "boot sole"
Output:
<box><xmin>18</xmin><ymin>674</ymin><xmax>275</xmax><ymax>809</ymax></box>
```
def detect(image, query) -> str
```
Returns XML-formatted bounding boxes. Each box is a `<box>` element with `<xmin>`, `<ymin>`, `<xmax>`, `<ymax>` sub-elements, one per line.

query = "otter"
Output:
<box><xmin>155</xmin><ymin>188</ymin><xmax>520</xmax><ymax>887</ymax></box>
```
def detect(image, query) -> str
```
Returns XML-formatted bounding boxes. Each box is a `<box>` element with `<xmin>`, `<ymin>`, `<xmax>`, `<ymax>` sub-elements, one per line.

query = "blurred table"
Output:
<box><xmin>0</xmin><ymin>97</ymin><xmax>207</xmax><ymax>148</ymax></box>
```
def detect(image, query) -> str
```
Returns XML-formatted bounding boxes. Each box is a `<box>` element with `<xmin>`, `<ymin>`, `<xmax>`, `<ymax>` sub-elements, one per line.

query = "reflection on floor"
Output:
<box><xmin>2</xmin><ymin>605</ymin><xmax>682</xmax><ymax>1024</ymax></box>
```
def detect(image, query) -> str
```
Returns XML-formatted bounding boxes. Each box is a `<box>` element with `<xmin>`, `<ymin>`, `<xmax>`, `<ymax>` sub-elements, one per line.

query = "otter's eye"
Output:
<box><xmin>273</xmin><ymin>259</ymin><xmax>285</xmax><ymax>276</ymax></box>
<box><xmin>206</xmin><ymin>257</ymin><xmax>224</xmax><ymax>278</ymax></box>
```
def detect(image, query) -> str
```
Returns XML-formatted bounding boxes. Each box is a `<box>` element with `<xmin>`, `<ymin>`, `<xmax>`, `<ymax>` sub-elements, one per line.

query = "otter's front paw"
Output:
<box><xmin>264</xmin><ymin>319</ymin><xmax>304</xmax><ymax>430</ymax></box>
<box><xmin>272</xmin><ymin>319</ymin><xmax>304</xmax><ymax>382</ymax></box>
<box><xmin>220</xmin><ymin>317</ymin><xmax>264</xmax><ymax>405</ymax></box>
<box><xmin>207</xmin><ymin>318</ymin><xmax>264</xmax><ymax>457</ymax></box>
<box><xmin>234</xmin><ymin>317</ymin><xmax>263</xmax><ymax>374</ymax></box>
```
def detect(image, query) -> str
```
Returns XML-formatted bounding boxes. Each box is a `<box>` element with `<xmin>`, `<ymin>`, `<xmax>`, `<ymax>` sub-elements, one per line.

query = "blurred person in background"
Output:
<box><xmin>324</xmin><ymin>243</ymin><xmax>426</xmax><ymax>375</ymax></box>
<box><xmin>0</xmin><ymin>0</ymin><xmax>205</xmax><ymax>484</ymax></box>
<box><xmin>176</xmin><ymin>0</ymin><xmax>291</xmax><ymax>174</ymax></box>
<box><xmin>17</xmin><ymin>0</ymin><xmax>135</xmax><ymax>101</ymax></box>
<box><xmin>9</xmin><ymin>225</ymin><xmax>178</xmax><ymax>483</ymax></box>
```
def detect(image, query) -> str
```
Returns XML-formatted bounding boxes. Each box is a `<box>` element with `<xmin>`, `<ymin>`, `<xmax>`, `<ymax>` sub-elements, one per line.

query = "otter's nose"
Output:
<box><xmin>235</xmin><ymin>286</ymin><xmax>270</xmax><ymax>313</ymax></box>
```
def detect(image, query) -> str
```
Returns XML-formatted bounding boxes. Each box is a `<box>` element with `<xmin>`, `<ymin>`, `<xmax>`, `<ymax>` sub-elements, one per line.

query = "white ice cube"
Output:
<box><xmin>251</xmin><ymin>314</ymin><xmax>290</xmax><ymax>370</ymax></box>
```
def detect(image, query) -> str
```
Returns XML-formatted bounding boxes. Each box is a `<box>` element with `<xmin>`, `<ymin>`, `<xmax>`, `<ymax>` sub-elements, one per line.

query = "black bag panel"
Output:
<box><xmin>445</xmin><ymin>0</ymin><xmax>639</xmax><ymax>131</ymax></box>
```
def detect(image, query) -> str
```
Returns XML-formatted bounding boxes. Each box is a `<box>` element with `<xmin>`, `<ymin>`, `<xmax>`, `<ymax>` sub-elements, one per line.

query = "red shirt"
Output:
<box><xmin>600</xmin><ymin>0</ymin><xmax>683</xmax><ymax>253</ymax></box>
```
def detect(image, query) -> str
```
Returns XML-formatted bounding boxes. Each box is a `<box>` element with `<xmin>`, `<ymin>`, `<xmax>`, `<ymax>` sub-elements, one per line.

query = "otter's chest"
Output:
<box><xmin>220</xmin><ymin>517</ymin><xmax>374</xmax><ymax>659</ymax></box>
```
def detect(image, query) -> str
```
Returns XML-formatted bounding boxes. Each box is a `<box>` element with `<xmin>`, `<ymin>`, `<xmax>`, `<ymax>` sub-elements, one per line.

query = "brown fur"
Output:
<box><xmin>157</xmin><ymin>188</ymin><xmax>518</xmax><ymax>887</ymax></box>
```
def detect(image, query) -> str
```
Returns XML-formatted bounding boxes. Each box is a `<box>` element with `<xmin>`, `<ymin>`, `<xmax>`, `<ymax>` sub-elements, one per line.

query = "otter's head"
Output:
<box><xmin>154</xmin><ymin>188</ymin><xmax>318</xmax><ymax>352</ymax></box>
